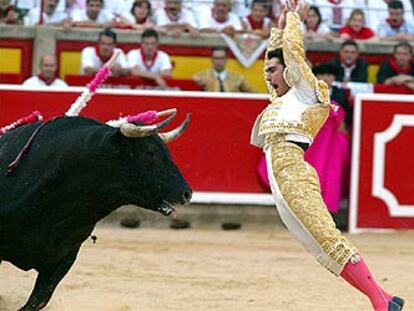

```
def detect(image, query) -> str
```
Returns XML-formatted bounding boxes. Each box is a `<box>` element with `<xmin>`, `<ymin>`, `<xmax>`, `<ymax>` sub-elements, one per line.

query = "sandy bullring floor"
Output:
<box><xmin>1</xmin><ymin>223</ymin><xmax>413</xmax><ymax>311</ymax></box>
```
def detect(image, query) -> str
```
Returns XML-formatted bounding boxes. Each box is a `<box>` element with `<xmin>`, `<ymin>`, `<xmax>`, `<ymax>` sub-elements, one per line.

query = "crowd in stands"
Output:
<box><xmin>2</xmin><ymin>0</ymin><xmax>414</xmax><ymax>90</ymax></box>
<box><xmin>0</xmin><ymin>0</ymin><xmax>413</xmax><ymax>41</ymax></box>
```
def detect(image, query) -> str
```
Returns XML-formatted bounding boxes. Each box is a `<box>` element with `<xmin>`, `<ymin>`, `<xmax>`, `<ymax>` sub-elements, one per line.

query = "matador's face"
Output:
<box><xmin>265</xmin><ymin>57</ymin><xmax>290</xmax><ymax>96</ymax></box>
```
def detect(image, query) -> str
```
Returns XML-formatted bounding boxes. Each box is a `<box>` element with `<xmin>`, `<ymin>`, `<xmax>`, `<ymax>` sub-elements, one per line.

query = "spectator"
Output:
<box><xmin>327</xmin><ymin>39</ymin><xmax>368</xmax><ymax>82</ymax></box>
<box><xmin>25</xmin><ymin>0</ymin><xmax>68</xmax><ymax>26</ymax></box>
<box><xmin>71</xmin><ymin>0</ymin><xmax>115</xmax><ymax>28</ymax></box>
<box><xmin>377</xmin><ymin>0</ymin><xmax>414</xmax><ymax>41</ymax></box>
<box><xmin>309</xmin><ymin>0</ymin><xmax>360</xmax><ymax>31</ymax></box>
<box><xmin>0</xmin><ymin>0</ymin><xmax>23</xmax><ymax>24</ymax></box>
<box><xmin>241</xmin><ymin>0</ymin><xmax>272</xmax><ymax>38</ymax></box>
<box><xmin>193</xmin><ymin>47</ymin><xmax>255</xmax><ymax>93</ymax></box>
<box><xmin>377</xmin><ymin>41</ymin><xmax>414</xmax><ymax>90</ymax></box>
<box><xmin>153</xmin><ymin>0</ymin><xmax>198</xmax><ymax>37</ymax></box>
<box><xmin>127</xmin><ymin>28</ymin><xmax>173</xmax><ymax>88</ymax></box>
<box><xmin>199</xmin><ymin>0</ymin><xmax>243</xmax><ymax>37</ymax></box>
<box><xmin>119</xmin><ymin>0</ymin><xmax>155</xmax><ymax>30</ymax></box>
<box><xmin>23</xmin><ymin>54</ymin><xmax>68</xmax><ymax>87</ymax></box>
<box><xmin>81</xmin><ymin>28</ymin><xmax>129</xmax><ymax>77</ymax></box>
<box><xmin>364</xmin><ymin>0</ymin><xmax>414</xmax><ymax>33</ymax></box>
<box><xmin>339</xmin><ymin>9</ymin><xmax>376</xmax><ymax>40</ymax></box>
<box><xmin>303</xmin><ymin>5</ymin><xmax>333</xmax><ymax>40</ymax></box>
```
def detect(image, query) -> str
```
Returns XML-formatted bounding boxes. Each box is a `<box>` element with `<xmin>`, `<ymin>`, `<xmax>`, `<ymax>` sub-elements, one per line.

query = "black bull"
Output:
<box><xmin>0</xmin><ymin>116</ymin><xmax>192</xmax><ymax>310</ymax></box>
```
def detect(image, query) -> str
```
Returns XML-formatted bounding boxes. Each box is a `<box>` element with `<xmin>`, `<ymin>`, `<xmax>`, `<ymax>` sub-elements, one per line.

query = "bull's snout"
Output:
<box><xmin>181</xmin><ymin>188</ymin><xmax>192</xmax><ymax>205</ymax></box>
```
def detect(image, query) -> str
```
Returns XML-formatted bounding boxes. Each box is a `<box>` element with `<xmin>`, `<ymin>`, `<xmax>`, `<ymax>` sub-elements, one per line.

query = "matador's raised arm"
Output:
<box><xmin>280</xmin><ymin>11</ymin><xmax>330</xmax><ymax>105</ymax></box>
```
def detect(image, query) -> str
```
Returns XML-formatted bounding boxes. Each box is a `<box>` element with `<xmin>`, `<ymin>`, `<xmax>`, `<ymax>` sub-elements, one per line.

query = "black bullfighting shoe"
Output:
<box><xmin>387</xmin><ymin>301</ymin><xmax>400</xmax><ymax>311</ymax></box>
<box><xmin>392</xmin><ymin>296</ymin><xmax>405</xmax><ymax>310</ymax></box>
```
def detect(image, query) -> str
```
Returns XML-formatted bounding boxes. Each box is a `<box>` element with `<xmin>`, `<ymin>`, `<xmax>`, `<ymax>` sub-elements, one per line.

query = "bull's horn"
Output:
<box><xmin>156</xmin><ymin>108</ymin><xmax>177</xmax><ymax>118</ymax></box>
<box><xmin>120</xmin><ymin>111</ymin><xmax>176</xmax><ymax>138</ymax></box>
<box><xmin>158</xmin><ymin>113</ymin><xmax>191</xmax><ymax>143</ymax></box>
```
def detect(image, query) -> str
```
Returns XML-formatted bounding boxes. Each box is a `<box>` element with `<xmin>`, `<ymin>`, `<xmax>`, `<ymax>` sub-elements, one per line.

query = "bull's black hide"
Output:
<box><xmin>0</xmin><ymin>116</ymin><xmax>191</xmax><ymax>310</ymax></box>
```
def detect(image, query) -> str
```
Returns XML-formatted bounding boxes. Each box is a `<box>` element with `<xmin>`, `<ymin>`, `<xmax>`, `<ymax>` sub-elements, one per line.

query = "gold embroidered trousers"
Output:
<box><xmin>265</xmin><ymin>134</ymin><xmax>358</xmax><ymax>275</ymax></box>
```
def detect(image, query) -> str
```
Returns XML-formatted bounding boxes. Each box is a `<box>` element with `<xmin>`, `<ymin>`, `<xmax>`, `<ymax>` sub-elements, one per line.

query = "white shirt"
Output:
<box><xmin>25</xmin><ymin>8</ymin><xmax>67</xmax><ymax>26</ymax></box>
<box><xmin>302</xmin><ymin>21</ymin><xmax>331</xmax><ymax>35</ymax></box>
<box><xmin>22</xmin><ymin>76</ymin><xmax>68</xmax><ymax>88</ymax></box>
<box><xmin>215</xmin><ymin>70</ymin><xmax>227</xmax><ymax>81</ymax></box>
<box><xmin>127</xmin><ymin>49</ymin><xmax>172</xmax><ymax>74</ymax></box>
<box><xmin>198</xmin><ymin>10</ymin><xmax>243</xmax><ymax>31</ymax></box>
<box><xmin>153</xmin><ymin>8</ymin><xmax>197</xmax><ymax>28</ymax></box>
<box><xmin>80</xmin><ymin>47</ymin><xmax>128</xmax><ymax>74</ymax></box>
<box><xmin>103</xmin><ymin>0</ymin><xmax>134</xmax><ymax>16</ymax></box>
<box><xmin>71</xmin><ymin>8</ymin><xmax>115</xmax><ymax>24</ymax></box>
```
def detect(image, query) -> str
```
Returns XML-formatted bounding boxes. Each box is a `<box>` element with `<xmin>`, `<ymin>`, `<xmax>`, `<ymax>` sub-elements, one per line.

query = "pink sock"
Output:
<box><xmin>340</xmin><ymin>256</ymin><xmax>391</xmax><ymax>310</ymax></box>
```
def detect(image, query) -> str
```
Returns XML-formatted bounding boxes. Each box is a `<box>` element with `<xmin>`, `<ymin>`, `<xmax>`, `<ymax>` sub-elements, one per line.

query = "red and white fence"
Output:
<box><xmin>350</xmin><ymin>94</ymin><xmax>414</xmax><ymax>233</ymax></box>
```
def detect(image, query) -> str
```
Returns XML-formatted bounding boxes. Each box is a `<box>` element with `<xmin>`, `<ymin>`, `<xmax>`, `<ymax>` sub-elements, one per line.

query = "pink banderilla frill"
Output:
<box><xmin>0</xmin><ymin>111</ymin><xmax>43</xmax><ymax>136</ymax></box>
<box><xmin>106</xmin><ymin>109</ymin><xmax>177</xmax><ymax>127</ymax></box>
<box><xmin>65</xmin><ymin>51</ymin><xmax>120</xmax><ymax>117</ymax></box>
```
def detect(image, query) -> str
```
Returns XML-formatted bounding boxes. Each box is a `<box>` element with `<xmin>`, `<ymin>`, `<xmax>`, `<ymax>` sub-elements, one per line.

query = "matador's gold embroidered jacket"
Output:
<box><xmin>251</xmin><ymin>12</ymin><xmax>332</xmax><ymax>148</ymax></box>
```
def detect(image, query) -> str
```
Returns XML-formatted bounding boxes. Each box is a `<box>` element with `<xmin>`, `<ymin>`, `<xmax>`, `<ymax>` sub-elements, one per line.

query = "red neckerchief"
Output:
<box><xmin>141</xmin><ymin>50</ymin><xmax>158</xmax><ymax>71</ymax></box>
<box><xmin>327</xmin><ymin>0</ymin><xmax>343</xmax><ymax>4</ymax></box>
<box><xmin>390</xmin><ymin>57</ymin><xmax>412</xmax><ymax>74</ymax></box>
<box><xmin>165</xmin><ymin>8</ymin><xmax>181</xmax><ymax>22</ymax></box>
<box><xmin>212</xmin><ymin>8</ymin><xmax>228</xmax><ymax>23</ymax></box>
<box><xmin>37</xmin><ymin>74</ymin><xmax>57</xmax><ymax>86</ymax></box>
<box><xmin>135</xmin><ymin>16</ymin><xmax>147</xmax><ymax>24</ymax></box>
<box><xmin>247</xmin><ymin>14</ymin><xmax>264</xmax><ymax>30</ymax></box>
<box><xmin>95</xmin><ymin>46</ymin><xmax>113</xmax><ymax>63</ymax></box>
<box><xmin>386</xmin><ymin>17</ymin><xmax>404</xmax><ymax>30</ymax></box>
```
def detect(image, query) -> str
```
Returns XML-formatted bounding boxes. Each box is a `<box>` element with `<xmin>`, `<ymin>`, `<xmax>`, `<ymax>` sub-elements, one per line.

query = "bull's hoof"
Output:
<box><xmin>120</xmin><ymin>217</ymin><xmax>141</xmax><ymax>229</ymax></box>
<box><xmin>221</xmin><ymin>222</ymin><xmax>242</xmax><ymax>230</ymax></box>
<box><xmin>170</xmin><ymin>219</ymin><xmax>191</xmax><ymax>229</ymax></box>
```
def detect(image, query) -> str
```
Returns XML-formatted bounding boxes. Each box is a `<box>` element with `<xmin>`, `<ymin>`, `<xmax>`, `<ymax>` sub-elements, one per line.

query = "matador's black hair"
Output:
<box><xmin>267</xmin><ymin>49</ymin><xmax>285</xmax><ymax>67</ymax></box>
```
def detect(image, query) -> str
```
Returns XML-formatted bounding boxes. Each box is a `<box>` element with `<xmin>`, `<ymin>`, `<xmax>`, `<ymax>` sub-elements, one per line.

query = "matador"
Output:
<box><xmin>250</xmin><ymin>3</ymin><xmax>405</xmax><ymax>311</ymax></box>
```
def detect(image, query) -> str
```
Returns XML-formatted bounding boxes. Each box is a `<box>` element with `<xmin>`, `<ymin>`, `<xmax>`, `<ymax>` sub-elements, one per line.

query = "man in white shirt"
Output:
<box><xmin>81</xmin><ymin>28</ymin><xmax>129</xmax><ymax>76</ymax></box>
<box><xmin>199</xmin><ymin>0</ymin><xmax>243</xmax><ymax>36</ymax></box>
<box><xmin>376</xmin><ymin>0</ymin><xmax>414</xmax><ymax>41</ymax></box>
<box><xmin>23</xmin><ymin>54</ymin><xmax>68</xmax><ymax>88</ymax></box>
<box><xmin>127</xmin><ymin>29</ymin><xmax>173</xmax><ymax>88</ymax></box>
<box><xmin>364</xmin><ymin>0</ymin><xmax>413</xmax><ymax>31</ymax></box>
<box><xmin>71</xmin><ymin>0</ymin><xmax>115</xmax><ymax>28</ymax></box>
<box><xmin>25</xmin><ymin>0</ymin><xmax>68</xmax><ymax>26</ymax></box>
<box><xmin>153</xmin><ymin>0</ymin><xmax>198</xmax><ymax>37</ymax></box>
